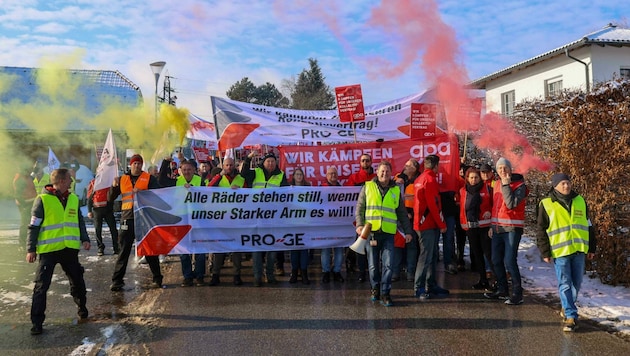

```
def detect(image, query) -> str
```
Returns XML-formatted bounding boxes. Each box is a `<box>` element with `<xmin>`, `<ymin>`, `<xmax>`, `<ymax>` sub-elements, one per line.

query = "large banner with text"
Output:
<box><xmin>278</xmin><ymin>134</ymin><xmax>460</xmax><ymax>191</ymax></box>
<box><xmin>133</xmin><ymin>186</ymin><xmax>360</xmax><ymax>256</ymax></box>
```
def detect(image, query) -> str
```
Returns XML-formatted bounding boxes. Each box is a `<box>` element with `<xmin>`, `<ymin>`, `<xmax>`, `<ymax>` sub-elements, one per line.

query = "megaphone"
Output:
<box><xmin>350</xmin><ymin>223</ymin><xmax>372</xmax><ymax>255</ymax></box>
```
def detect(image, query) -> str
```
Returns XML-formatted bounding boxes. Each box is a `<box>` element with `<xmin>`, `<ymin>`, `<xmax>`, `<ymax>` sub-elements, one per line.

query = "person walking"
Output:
<box><xmin>536</xmin><ymin>173</ymin><xmax>596</xmax><ymax>332</ymax></box>
<box><xmin>26</xmin><ymin>168</ymin><xmax>91</xmax><ymax>335</ymax></box>
<box><xmin>355</xmin><ymin>161</ymin><xmax>413</xmax><ymax>307</ymax></box>
<box><xmin>484</xmin><ymin>157</ymin><xmax>529</xmax><ymax>305</ymax></box>
<box><xmin>110</xmin><ymin>154</ymin><xmax>163</xmax><ymax>291</ymax></box>
<box><xmin>86</xmin><ymin>178</ymin><xmax>120</xmax><ymax>256</ymax></box>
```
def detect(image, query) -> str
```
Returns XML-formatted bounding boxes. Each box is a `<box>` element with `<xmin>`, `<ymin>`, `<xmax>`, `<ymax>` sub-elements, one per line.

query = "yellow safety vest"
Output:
<box><xmin>33</xmin><ymin>174</ymin><xmax>50</xmax><ymax>193</ymax></box>
<box><xmin>176</xmin><ymin>175</ymin><xmax>202</xmax><ymax>187</ymax></box>
<box><xmin>365</xmin><ymin>181</ymin><xmax>400</xmax><ymax>234</ymax></box>
<box><xmin>252</xmin><ymin>168</ymin><xmax>283</xmax><ymax>188</ymax></box>
<box><xmin>37</xmin><ymin>194</ymin><xmax>81</xmax><ymax>254</ymax></box>
<box><xmin>540</xmin><ymin>196</ymin><xmax>590</xmax><ymax>258</ymax></box>
<box><xmin>218</xmin><ymin>174</ymin><xmax>245</xmax><ymax>188</ymax></box>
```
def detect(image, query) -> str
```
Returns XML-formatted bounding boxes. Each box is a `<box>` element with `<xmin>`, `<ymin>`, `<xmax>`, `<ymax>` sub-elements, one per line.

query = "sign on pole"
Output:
<box><xmin>410</xmin><ymin>103</ymin><xmax>437</xmax><ymax>139</ymax></box>
<box><xmin>335</xmin><ymin>84</ymin><xmax>365</xmax><ymax>123</ymax></box>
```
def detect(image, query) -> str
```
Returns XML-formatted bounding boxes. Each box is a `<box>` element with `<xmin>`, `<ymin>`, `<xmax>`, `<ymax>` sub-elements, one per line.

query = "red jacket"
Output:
<box><xmin>459</xmin><ymin>184</ymin><xmax>493</xmax><ymax>229</ymax></box>
<box><xmin>413</xmin><ymin>169</ymin><xmax>446</xmax><ymax>231</ymax></box>
<box><xmin>344</xmin><ymin>168</ymin><xmax>375</xmax><ymax>186</ymax></box>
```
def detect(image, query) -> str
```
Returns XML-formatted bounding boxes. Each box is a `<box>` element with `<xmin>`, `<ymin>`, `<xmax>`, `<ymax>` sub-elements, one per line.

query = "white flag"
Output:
<box><xmin>93</xmin><ymin>129</ymin><xmax>119</xmax><ymax>191</ymax></box>
<box><xmin>47</xmin><ymin>147</ymin><xmax>60</xmax><ymax>172</ymax></box>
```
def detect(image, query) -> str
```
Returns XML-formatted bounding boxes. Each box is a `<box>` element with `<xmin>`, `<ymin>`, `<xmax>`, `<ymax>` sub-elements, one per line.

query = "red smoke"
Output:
<box><xmin>274</xmin><ymin>0</ymin><xmax>551</xmax><ymax>173</ymax></box>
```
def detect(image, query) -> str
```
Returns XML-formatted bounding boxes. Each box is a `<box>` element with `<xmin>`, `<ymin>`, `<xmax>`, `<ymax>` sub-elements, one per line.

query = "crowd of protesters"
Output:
<box><xmin>14</xmin><ymin>151</ymin><xmax>595</xmax><ymax>334</ymax></box>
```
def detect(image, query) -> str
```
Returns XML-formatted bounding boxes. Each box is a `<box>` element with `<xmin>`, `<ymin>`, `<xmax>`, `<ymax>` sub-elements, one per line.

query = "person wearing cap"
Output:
<box><xmin>536</xmin><ymin>173</ymin><xmax>596</xmax><ymax>332</ymax></box>
<box><xmin>484</xmin><ymin>157</ymin><xmax>529</xmax><ymax>305</ymax></box>
<box><xmin>109</xmin><ymin>154</ymin><xmax>162</xmax><ymax>291</ymax></box>
<box><xmin>240</xmin><ymin>150</ymin><xmax>289</xmax><ymax>286</ymax></box>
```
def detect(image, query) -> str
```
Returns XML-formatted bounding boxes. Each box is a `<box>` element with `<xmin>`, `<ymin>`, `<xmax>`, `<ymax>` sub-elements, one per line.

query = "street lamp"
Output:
<box><xmin>150</xmin><ymin>61</ymin><xmax>166</xmax><ymax>123</ymax></box>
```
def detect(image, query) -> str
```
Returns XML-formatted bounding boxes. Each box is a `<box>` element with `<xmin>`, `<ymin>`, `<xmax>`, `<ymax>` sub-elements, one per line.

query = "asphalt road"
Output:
<box><xmin>0</xmin><ymin>199</ymin><xmax>629</xmax><ymax>355</ymax></box>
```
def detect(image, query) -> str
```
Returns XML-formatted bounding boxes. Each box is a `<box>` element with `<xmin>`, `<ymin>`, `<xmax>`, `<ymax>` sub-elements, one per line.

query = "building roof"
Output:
<box><xmin>470</xmin><ymin>24</ymin><xmax>630</xmax><ymax>89</ymax></box>
<box><xmin>0</xmin><ymin>66</ymin><xmax>142</xmax><ymax>131</ymax></box>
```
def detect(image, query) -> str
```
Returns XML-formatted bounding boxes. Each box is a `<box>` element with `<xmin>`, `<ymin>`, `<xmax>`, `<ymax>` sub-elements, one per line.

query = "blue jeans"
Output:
<box><xmin>491</xmin><ymin>228</ymin><xmax>523</xmax><ymax>298</ymax></box>
<box><xmin>252</xmin><ymin>252</ymin><xmax>276</xmax><ymax>279</ymax></box>
<box><xmin>290</xmin><ymin>249</ymin><xmax>309</xmax><ymax>270</ymax></box>
<box><xmin>180</xmin><ymin>254</ymin><xmax>207</xmax><ymax>280</ymax></box>
<box><xmin>392</xmin><ymin>234</ymin><xmax>419</xmax><ymax>277</ymax></box>
<box><xmin>554</xmin><ymin>252</ymin><xmax>585</xmax><ymax>320</ymax></box>
<box><xmin>441</xmin><ymin>215</ymin><xmax>456</xmax><ymax>267</ymax></box>
<box><xmin>366</xmin><ymin>232</ymin><xmax>394</xmax><ymax>295</ymax></box>
<box><xmin>321</xmin><ymin>247</ymin><xmax>344</xmax><ymax>273</ymax></box>
<box><xmin>415</xmin><ymin>228</ymin><xmax>439</xmax><ymax>291</ymax></box>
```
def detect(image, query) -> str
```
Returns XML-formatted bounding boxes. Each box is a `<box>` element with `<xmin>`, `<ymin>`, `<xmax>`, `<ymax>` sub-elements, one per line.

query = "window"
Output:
<box><xmin>621</xmin><ymin>68</ymin><xmax>630</xmax><ymax>80</ymax></box>
<box><xmin>501</xmin><ymin>90</ymin><xmax>515</xmax><ymax>117</ymax></box>
<box><xmin>545</xmin><ymin>77</ymin><xmax>563</xmax><ymax>98</ymax></box>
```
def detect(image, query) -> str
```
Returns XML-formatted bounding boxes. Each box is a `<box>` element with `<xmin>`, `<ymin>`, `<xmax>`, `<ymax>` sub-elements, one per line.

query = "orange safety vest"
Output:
<box><xmin>120</xmin><ymin>172</ymin><xmax>150</xmax><ymax>210</ymax></box>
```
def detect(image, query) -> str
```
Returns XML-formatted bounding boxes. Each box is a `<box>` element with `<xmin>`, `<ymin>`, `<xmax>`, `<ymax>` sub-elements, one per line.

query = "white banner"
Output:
<box><xmin>211</xmin><ymin>91</ymin><xmax>448</xmax><ymax>149</ymax></box>
<box><xmin>93</xmin><ymin>129</ymin><xmax>119</xmax><ymax>191</ymax></box>
<box><xmin>47</xmin><ymin>147</ymin><xmax>60</xmax><ymax>172</ymax></box>
<box><xmin>133</xmin><ymin>186</ymin><xmax>361</xmax><ymax>256</ymax></box>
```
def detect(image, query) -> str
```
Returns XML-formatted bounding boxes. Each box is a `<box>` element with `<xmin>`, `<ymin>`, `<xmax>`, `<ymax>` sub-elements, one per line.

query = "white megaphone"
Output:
<box><xmin>349</xmin><ymin>222</ymin><xmax>372</xmax><ymax>255</ymax></box>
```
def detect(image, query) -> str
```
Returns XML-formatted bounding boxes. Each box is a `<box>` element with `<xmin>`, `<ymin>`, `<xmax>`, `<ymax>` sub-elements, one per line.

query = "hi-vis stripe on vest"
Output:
<box><xmin>121</xmin><ymin>172</ymin><xmax>150</xmax><ymax>210</ymax></box>
<box><xmin>218</xmin><ymin>174</ymin><xmax>245</xmax><ymax>188</ymax></box>
<box><xmin>37</xmin><ymin>194</ymin><xmax>81</xmax><ymax>254</ymax></box>
<box><xmin>177</xmin><ymin>174</ymin><xmax>202</xmax><ymax>187</ymax></box>
<box><xmin>365</xmin><ymin>181</ymin><xmax>400</xmax><ymax>234</ymax></box>
<box><xmin>491</xmin><ymin>180</ymin><xmax>526</xmax><ymax>227</ymax></box>
<box><xmin>252</xmin><ymin>168</ymin><xmax>283</xmax><ymax>188</ymax></box>
<box><xmin>540</xmin><ymin>196</ymin><xmax>590</xmax><ymax>258</ymax></box>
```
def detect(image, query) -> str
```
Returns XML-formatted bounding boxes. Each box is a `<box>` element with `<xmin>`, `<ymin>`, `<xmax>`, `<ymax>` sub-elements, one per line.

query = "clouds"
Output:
<box><xmin>0</xmin><ymin>1</ymin><xmax>628</xmax><ymax>118</ymax></box>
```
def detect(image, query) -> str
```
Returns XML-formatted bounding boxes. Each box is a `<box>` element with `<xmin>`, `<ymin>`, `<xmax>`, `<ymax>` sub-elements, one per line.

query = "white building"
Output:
<box><xmin>470</xmin><ymin>24</ymin><xmax>630</xmax><ymax>115</ymax></box>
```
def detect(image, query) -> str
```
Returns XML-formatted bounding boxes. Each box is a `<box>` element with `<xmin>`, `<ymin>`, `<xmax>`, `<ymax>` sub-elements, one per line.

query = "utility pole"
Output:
<box><xmin>162</xmin><ymin>75</ymin><xmax>177</xmax><ymax>106</ymax></box>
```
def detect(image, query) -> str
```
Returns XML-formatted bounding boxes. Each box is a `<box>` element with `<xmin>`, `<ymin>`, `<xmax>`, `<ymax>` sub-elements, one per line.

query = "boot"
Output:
<box><xmin>301</xmin><ymin>269</ymin><xmax>310</xmax><ymax>285</ymax></box>
<box><xmin>289</xmin><ymin>269</ymin><xmax>298</xmax><ymax>284</ymax></box>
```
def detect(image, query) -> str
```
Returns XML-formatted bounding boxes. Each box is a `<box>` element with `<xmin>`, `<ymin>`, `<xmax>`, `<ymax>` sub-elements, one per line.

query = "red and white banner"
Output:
<box><xmin>278</xmin><ymin>134</ymin><xmax>460</xmax><ymax>192</ymax></box>
<box><xmin>186</xmin><ymin>113</ymin><xmax>219</xmax><ymax>149</ymax></box>
<box><xmin>133</xmin><ymin>186</ymin><xmax>359</xmax><ymax>256</ymax></box>
<box><xmin>335</xmin><ymin>84</ymin><xmax>365</xmax><ymax>123</ymax></box>
<box><xmin>211</xmin><ymin>92</ymin><xmax>449</xmax><ymax>150</ymax></box>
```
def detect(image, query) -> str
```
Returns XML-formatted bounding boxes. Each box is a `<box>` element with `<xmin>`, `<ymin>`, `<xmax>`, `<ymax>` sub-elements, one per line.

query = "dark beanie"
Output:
<box><xmin>129</xmin><ymin>154</ymin><xmax>143</xmax><ymax>166</ymax></box>
<box><xmin>551</xmin><ymin>173</ymin><xmax>570</xmax><ymax>188</ymax></box>
<box><xmin>262</xmin><ymin>152</ymin><xmax>276</xmax><ymax>163</ymax></box>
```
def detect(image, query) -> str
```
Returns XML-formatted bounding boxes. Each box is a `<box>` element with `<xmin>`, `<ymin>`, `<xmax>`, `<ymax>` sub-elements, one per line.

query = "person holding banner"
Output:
<box><xmin>355</xmin><ymin>161</ymin><xmax>413</xmax><ymax>307</ymax></box>
<box><xmin>413</xmin><ymin>155</ymin><xmax>449</xmax><ymax>301</ymax></box>
<box><xmin>241</xmin><ymin>151</ymin><xmax>289</xmax><ymax>287</ymax></box>
<box><xmin>110</xmin><ymin>154</ymin><xmax>163</xmax><ymax>291</ymax></box>
<box><xmin>345</xmin><ymin>153</ymin><xmax>375</xmax><ymax>282</ymax></box>
<box><xmin>207</xmin><ymin>157</ymin><xmax>246</xmax><ymax>286</ymax></box>
<box><xmin>320</xmin><ymin>167</ymin><xmax>345</xmax><ymax>284</ymax></box>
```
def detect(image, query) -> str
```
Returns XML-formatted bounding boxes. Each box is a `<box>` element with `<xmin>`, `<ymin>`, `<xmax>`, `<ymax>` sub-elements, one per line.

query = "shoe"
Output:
<box><xmin>563</xmin><ymin>318</ymin><xmax>578</xmax><ymax>332</ymax></box>
<box><xmin>560</xmin><ymin>308</ymin><xmax>566</xmax><ymax>320</ymax></box>
<box><xmin>254</xmin><ymin>278</ymin><xmax>262</xmax><ymax>287</ymax></box>
<box><xmin>30</xmin><ymin>324</ymin><xmax>43</xmax><ymax>335</ymax></box>
<box><xmin>78</xmin><ymin>306</ymin><xmax>88</xmax><ymax>319</ymax></box>
<box><xmin>472</xmin><ymin>281</ymin><xmax>490</xmax><ymax>290</ymax></box>
<box><xmin>97</xmin><ymin>249</ymin><xmax>104</xmax><ymax>256</ymax></box>
<box><xmin>322</xmin><ymin>272</ymin><xmax>330</xmax><ymax>283</ymax></box>
<box><xmin>333</xmin><ymin>272</ymin><xmax>345</xmax><ymax>282</ymax></box>
<box><xmin>194</xmin><ymin>278</ymin><xmax>205</xmax><ymax>287</ymax></box>
<box><xmin>445</xmin><ymin>264</ymin><xmax>458</xmax><ymax>275</ymax></box>
<box><xmin>358</xmin><ymin>271</ymin><xmax>366</xmax><ymax>283</ymax></box>
<box><xmin>208</xmin><ymin>275</ymin><xmax>220</xmax><ymax>286</ymax></box>
<box><xmin>301</xmin><ymin>269</ymin><xmax>310</xmax><ymax>285</ymax></box>
<box><xmin>233</xmin><ymin>275</ymin><xmax>243</xmax><ymax>286</ymax></box>
<box><xmin>289</xmin><ymin>271</ymin><xmax>298</xmax><ymax>284</ymax></box>
<box><xmin>484</xmin><ymin>291</ymin><xmax>509</xmax><ymax>300</ymax></box>
<box><xmin>505</xmin><ymin>296</ymin><xmax>524</xmax><ymax>305</ymax></box>
<box><xmin>429</xmin><ymin>286</ymin><xmax>450</xmax><ymax>295</ymax></box>
<box><xmin>380</xmin><ymin>295</ymin><xmax>393</xmax><ymax>307</ymax></box>
<box><xmin>110</xmin><ymin>282</ymin><xmax>124</xmax><ymax>291</ymax></box>
<box><xmin>274</xmin><ymin>267</ymin><xmax>285</xmax><ymax>276</ymax></box>
<box><xmin>149</xmin><ymin>281</ymin><xmax>163</xmax><ymax>289</ymax></box>
<box><xmin>392</xmin><ymin>274</ymin><xmax>400</xmax><ymax>282</ymax></box>
<box><xmin>485</xmin><ymin>282</ymin><xmax>498</xmax><ymax>293</ymax></box>
<box><xmin>181</xmin><ymin>278</ymin><xmax>194</xmax><ymax>287</ymax></box>
<box><xmin>414</xmin><ymin>287</ymin><xmax>430</xmax><ymax>300</ymax></box>
<box><xmin>370</xmin><ymin>288</ymin><xmax>381</xmax><ymax>301</ymax></box>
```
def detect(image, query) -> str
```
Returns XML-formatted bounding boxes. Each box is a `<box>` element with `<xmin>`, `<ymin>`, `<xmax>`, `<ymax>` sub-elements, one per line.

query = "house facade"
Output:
<box><xmin>470</xmin><ymin>24</ymin><xmax>630</xmax><ymax>115</ymax></box>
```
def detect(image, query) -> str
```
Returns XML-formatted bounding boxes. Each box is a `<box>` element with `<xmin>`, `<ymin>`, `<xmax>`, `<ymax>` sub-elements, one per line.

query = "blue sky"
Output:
<box><xmin>0</xmin><ymin>0</ymin><xmax>627</xmax><ymax>118</ymax></box>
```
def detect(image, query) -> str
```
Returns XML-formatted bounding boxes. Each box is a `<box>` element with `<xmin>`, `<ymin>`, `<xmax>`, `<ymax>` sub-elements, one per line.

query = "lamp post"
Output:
<box><xmin>150</xmin><ymin>61</ymin><xmax>166</xmax><ymax>123</ymax></box>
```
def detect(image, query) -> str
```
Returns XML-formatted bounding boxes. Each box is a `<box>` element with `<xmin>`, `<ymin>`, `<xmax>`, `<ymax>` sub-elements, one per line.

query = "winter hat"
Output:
<box><xmin>479</xmin><ymin>163</ymin><xmax>493</xmax><ymax>172</ymax></box>
<box><xmin>262</xmin><ymin>152</ymin><xmax>277</xmax><ymax>163</ymax></box>
<box><xmin>551</xmin><ymin>173</ymin><xmax>570</xmax><ymax>188</ymax></box>
<box><xmin>495</xmin><ymin>157</ymin><xmax>512</xmax><ymax>171</ymax></box>
<box><xmin>129</xmin><ymin>154</ymin><xmax>143</xmax><ymax>166</ymax></box>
